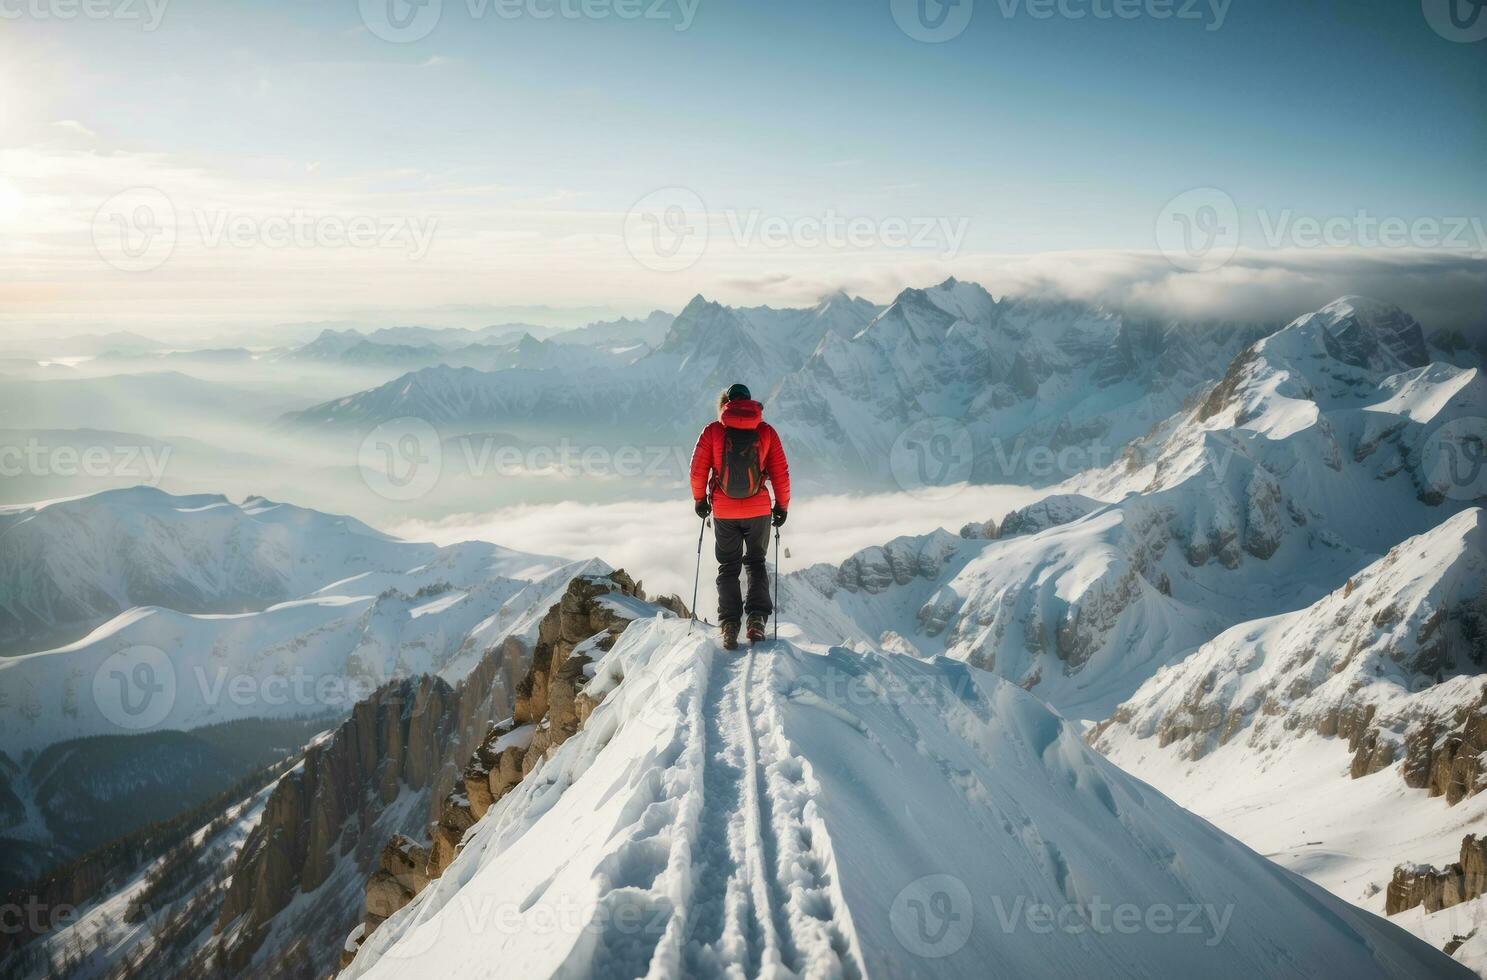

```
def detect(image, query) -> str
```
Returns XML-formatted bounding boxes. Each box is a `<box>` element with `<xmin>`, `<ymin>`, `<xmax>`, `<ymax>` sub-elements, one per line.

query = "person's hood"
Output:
<box><xmin>719</xmin><ymin>398</ymin><xmax>763</xmax><ymax>429</ymax></box>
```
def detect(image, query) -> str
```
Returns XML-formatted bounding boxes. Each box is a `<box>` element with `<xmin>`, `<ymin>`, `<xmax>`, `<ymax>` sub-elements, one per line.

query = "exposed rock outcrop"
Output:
<box><xmin>363</xmin><ymin>835</ymin><xmax>429</xmax><ymax>925</ymax></box>
<box><xmin>1399</xmin><ymin>688</ymin><xmax>1487</xmax><ymax>805</ymax></box>
<box><xmin>997</xmin><ymin>494</ymin><xmax>1100</xmax><ymax>539</ymax></box>
<box><xmin>214</xmin><ymin>638</ymin><xmax>523</xmax><ymax>976</ymax></box>
<box><xmin>340</xmin><ymin>570</ymin><xmax>673</xmax><ymax>967</ymax></box>
<box><xmin>837</xmin><ymin>531</ymin><xmax>961</xmax><ymax>595</ymax></box>
<box><xmin>1386</xmin><ymin>835</ymin><xmax>1487</xmax><ymax>915</ymax></box>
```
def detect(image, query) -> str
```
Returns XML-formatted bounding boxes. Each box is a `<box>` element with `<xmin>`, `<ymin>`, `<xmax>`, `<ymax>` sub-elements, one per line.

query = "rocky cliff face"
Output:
<box><xmin>1387</xmin><ymin>835</ymin><xmax>1487</xmax><ymax>915</ymax></box>
<box><xmin>213</xmin><ymin>638</ymin><xmax>524</xmax><ymax>976</ymax></box>
<box><xmin>339</xmin><ymin>570</ymin><xmax>681</xmax><ymax>967</ymax></box>
<box><xmin>1397</xmin><ymin>688</ymin><xmax>1487</xmax><ymax>804</ymax></box>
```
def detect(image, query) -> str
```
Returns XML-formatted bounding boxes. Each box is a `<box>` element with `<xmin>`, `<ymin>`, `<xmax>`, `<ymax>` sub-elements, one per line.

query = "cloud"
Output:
<box><xmin>743</xmin><ymin>248</ymin><xmax>1486</xmax><ymax>337</ymax></box>
<box><xmin>50</xmin><ymin>119</ymin><xmax>96</xmax><ymax>138</ymax></box>
<box><xmin>937</xmin><ymin>249</ymin><xmax>1487</xmax><ymax>336</ymax></box>
<box><xmin>720</xmin><ymin>272</ymin><xmax>794</xmax><ymax>291</ymax></box>
<box><xmin>388</xmin><ymin>485</ymin><xmax>1046</xmax><ymax>622</ymax></box>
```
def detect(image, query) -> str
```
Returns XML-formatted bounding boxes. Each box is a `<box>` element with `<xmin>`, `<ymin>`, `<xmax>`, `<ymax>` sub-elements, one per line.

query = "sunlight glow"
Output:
<box><xmin>0</xmin><ymin>178</ymin><xmax>25</xmax><ymax>224</ymax></box>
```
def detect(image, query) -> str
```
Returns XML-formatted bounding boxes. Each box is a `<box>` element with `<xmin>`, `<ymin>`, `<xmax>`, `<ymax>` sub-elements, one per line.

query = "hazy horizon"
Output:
<box><xmin>2</xmin><ymin>0</ymin><xmax>1483</xmax><ymax>342</ymax></box>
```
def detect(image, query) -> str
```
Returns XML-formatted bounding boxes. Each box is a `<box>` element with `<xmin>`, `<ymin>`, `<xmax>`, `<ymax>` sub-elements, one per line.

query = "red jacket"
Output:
<box><xmin>690</xmin><ymin>399</ymin><xmax>791</xmax><ymax>520</ymax></box>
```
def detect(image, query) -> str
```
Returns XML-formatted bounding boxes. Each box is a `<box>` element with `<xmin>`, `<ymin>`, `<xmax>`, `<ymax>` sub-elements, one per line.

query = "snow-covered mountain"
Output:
<box><xmin>780</xmin><ymin>297</ymin><xmax>1485</xmax><ymax>719</ymax></box>
<box><xmin>0</xmin><ymin>486</ymin><xmax>532</xmax><ymax>655</ymax></box>
<box><xmin>282</xmin><ymin>330</ymin><xmax>638</xmax><ymax>373</ymax></box>
<box><xmin>1095</xmin><ymin>508</ymin><xmax>1485</xmax><ymax>774</ymax></box>
<box><xmin>279</xmin><ymin>291</ymin><xmax>881</xmax><ymax>437</ymax></box>
<box><xmin>0</xmin><ymin>487</ymin><xmax>579</xmax><ymax>754</ymax></box>
<box><xmin>284</xmin><ymin>331</ymin><xmax>449</xmax><ymax>366</ymax></box>
<box><xmin>317</xmin><ymin>323</ymin><xmax>565</xmax><ymax>351</ymax></box>
<box><xmin>549</xmin><ymin>310</ymin><xmax>676</xmax><ymax>349</ymax></box>
<box><xmin>769</xmin><ymin>278</ymin><xmax>1267</xmax><ymax>486</ymax></box>
<box><xmin>0</xmin><ymin>487</ymin><xmax>585</xmax><ymax>900</ymax></box>
<box><xmin>0</xmin><ymin>548</ymin><xmax>581</xmax><ymax>758</ymax></box>
<box><xmin>342</xmin><ymin>619</ymin><xmax>1463</xmax><ymax>979</ymax></box>
<box><xmin>1093</xmin><ymin>510</ymin><xmax>1487</xmax><ymax>973</ymax></box>
<box><xmin>1</xmin><ymin>570</ymin><xmax>679</xmax><ymax>980</ymax></box>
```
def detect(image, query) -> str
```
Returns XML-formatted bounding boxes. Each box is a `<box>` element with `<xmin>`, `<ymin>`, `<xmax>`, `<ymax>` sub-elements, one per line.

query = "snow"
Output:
<box><xmin>344</xmin><ymin>618</ymin><xmax>1462</xmax><ymax>979</ymax></box>
<box><xmin>490</xmin><ymin>723</ymin><xmax>535</xmax><ymax>753</ymax></box>
<box><xmin>775</xmin><ymin>295</ymin><xmax>1484</xmax><ymax>724</ymax></box>
<box><xmin>1096</xmin><ymin>509</ymin><xmax>1487</xmax><ymax>970</ymax></box>
<box><xmin>0</xmin><ymin>489</ymin><xmax>592</xmax><ymax>758</ymax></box>
<box><xmin>6</xmin><ymin>292</ymin><xmax>1483</xmax><ymax>977</ymax></box>
<box><xmin>596</xmin><ymin>591</ymin><xmax>666</xmax><ymax>622</ymax></box>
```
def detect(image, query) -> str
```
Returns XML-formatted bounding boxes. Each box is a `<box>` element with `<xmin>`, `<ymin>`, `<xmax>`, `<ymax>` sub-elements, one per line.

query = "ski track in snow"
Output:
<box><xmin>350</xmin><ymin>621</ymin><xmax>1463</xmax><ymax>980</ymax></box>
<box><xmin>678</xmin><ymin>644</ymin><xmax>862</xmax><ymax>980</ymax></box>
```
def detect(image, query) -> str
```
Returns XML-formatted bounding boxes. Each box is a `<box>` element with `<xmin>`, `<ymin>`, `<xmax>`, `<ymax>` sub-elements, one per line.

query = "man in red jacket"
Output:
<box><xmin>690</xmin><ymin>383</ymin><xmax>790</xmax><ymax>649</ymax></box>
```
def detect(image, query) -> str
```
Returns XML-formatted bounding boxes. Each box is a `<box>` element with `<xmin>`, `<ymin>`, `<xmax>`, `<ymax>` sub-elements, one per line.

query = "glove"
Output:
<box><xmin>695</xmin><ymin>498</ymin><xmax>711</xmax><ymax>519</ymax></box>
<box><xmin>771</xmin><ymin>507</ymin><xmax>787</xmax><ymax>527</ymax></box>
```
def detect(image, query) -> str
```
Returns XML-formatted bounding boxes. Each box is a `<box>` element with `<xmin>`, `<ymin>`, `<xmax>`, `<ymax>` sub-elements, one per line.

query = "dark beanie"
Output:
<box><xmin>724</xmin><ymin>383</ymin><xmax>751</xmax><ymax>402</ymax></box>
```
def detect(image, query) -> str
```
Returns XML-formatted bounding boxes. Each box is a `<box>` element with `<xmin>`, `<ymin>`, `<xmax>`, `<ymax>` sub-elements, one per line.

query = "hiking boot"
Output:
<box><xmin>720</xmin><ymin>620</ymin><xmax>740</xmax><ymax>651</ymax></box>
<box><xmin>746</xmin><ymin>615</ymin><xmax>767</xmax><ymax>644</ymax></box>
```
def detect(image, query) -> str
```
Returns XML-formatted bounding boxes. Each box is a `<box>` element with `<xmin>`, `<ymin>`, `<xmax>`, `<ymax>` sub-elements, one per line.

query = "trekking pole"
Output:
<box><xmin>690</xmin><ymin>514</ymin><xmax>707</xmax><ymax>628</ymax></box>
<box><xmin>773</xmin><ymin>525</ymin><xmax>781</xmax><ymax>642</ymax></box>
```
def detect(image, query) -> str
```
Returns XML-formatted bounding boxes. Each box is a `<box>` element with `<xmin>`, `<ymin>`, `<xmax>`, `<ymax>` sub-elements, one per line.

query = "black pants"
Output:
<box><xmin>714</xmin><ymin>515</ymin><xmax>772</xmax><ymax>624</ymax></box>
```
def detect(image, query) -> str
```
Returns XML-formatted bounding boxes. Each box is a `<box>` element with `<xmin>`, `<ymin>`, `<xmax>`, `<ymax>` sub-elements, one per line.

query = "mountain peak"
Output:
<box><xmin>1287</xmin><ymin>295</ymin><xmax>1429</xmax><ymax>371</ymax></box>
<box><xmin>659</xmin><ymin>294</ymin><xmax>751</xmax><ymax>355</ymax></box>
<box><xmin>678</xmin><ymin>293</ymin><xmax>718</xmax><ymax>318</ymax></box>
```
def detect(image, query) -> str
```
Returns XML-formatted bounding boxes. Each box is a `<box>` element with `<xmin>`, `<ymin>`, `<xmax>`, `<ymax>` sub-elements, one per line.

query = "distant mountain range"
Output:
<box><xmin>279</xmin><ymin>280</ymin><xmax>1480</xmax><ymax>493</ymax></box>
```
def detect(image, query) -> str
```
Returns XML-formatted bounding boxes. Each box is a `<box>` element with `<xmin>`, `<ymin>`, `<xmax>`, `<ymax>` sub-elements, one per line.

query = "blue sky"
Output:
<box><xmin>0</xmin><ymin>0</ymin><xmax>1483</xmax><ymax>332</ymax></box>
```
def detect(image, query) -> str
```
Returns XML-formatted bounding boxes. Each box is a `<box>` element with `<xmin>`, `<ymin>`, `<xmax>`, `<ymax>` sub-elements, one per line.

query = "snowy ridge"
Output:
<box><xmin>0</xmin><ymin>486</ymin><xmax>468</xmax><ymax>655</ymax></box>
<box><xmin>343</xmin><ymin>619</ymin><xmax>1463</xmax><ymax>978</ymax></box>
<box><xmin>780</xmin><ymin>503</ymin><xmax>1234</xmax><ymax>719</ymax></box>
<box><xmin>1095</xmin><ymin>508</ymin><xmax>1486</xmax><ymax>764</ymax></box>
<box><xmin>1083</xmin><ymin>297</ymin><xmax>1485</xmax><ymax>515</ymax></box>
<box><xmin>0</xmin><ymin>556</ymin><xmax>593</xmax><ymax>759</ymax></box>
<box><xmin>0</xmin><ymin>488</ymin><xmax>577</xmax><ymax>758</ymax></box>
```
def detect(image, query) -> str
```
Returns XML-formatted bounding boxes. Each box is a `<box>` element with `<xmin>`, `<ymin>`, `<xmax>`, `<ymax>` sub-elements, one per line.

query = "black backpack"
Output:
<box><xmin>718</xmin><ymin>428</ymin><xmax>764</xmax><ymax>498</ymax></box>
